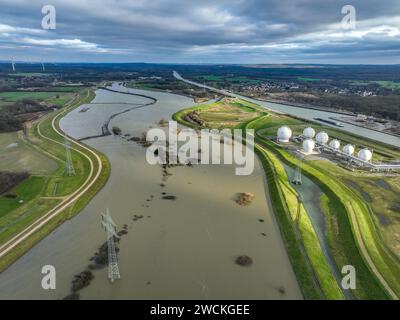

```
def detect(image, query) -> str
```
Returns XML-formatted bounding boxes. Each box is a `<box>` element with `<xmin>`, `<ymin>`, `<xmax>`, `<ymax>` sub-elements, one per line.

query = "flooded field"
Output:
<box><xmin>0</xmin><ymin>84</ymin><xmax>301</xmax><ymax>299</ymax></box>
<box><xmin>0</xmin><ymin>131</ymin><xmax>57</xmax><ymax>175</ymax></box>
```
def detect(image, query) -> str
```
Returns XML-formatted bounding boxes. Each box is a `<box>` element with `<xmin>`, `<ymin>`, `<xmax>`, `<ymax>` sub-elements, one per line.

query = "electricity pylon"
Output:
<box><xmin>292</xmin><ymin>156</ymin><xmax>303</xmax><ymax>185</ymax></box>
<box><xmin>64</xmin><ymin>135</ymin><xmax>75</xmax><ymax>176</ymax></box>
<box><xmin>101</xmin><ymin>209</ymin><xmax>121</xmax><ymax>283</ymax></box>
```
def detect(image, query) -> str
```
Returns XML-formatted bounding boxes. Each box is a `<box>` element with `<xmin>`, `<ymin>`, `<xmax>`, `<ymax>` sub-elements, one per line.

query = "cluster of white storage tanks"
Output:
<box><xmin>276</xmin><ymin>126</ymin><xmax>373</xmax><ymax>162</ymax></box>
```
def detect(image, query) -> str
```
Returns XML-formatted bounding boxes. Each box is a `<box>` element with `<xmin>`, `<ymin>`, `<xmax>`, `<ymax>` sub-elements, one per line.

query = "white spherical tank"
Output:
<box><xmin>315</xmin><ymin>131</ymin><xmax>329</xmax><ymax>144</ymax></box>
<box><xmin>277</xmin><ymin>126</ymin><xmax>292</xmax><ymax>143</ymax></box>
<box><xmin>303</xmin><ymin>139</ymin><xmax>315</xmax><ymax>153</ymax></box>
<box><xmin>358</xmin><ymin>148</ymin><xmax>372</xmax><ymax>162</ymax></box>
<box><xmin>303</xmin><ymin>127</ymin><xmax>315</xmax><ymax>139</ymax></box>
<box><xmin>343</xmin><ymin>144</ymin><xmax>355</xmax><ymax>155</ymax></box>
<box><xmin>329</xmin><ymin>139</ymin><xmax>340</xmax><ymax>150</ymax></box>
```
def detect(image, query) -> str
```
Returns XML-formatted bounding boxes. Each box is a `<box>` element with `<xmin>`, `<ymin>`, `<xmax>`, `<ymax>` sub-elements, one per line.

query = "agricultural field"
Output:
<box><xmin>0</xmin><ymin>131</ymin><xmax>57</xmax><ymax>174</ymax></box>
<box><xmin>200</xmin><ymin>75</ymin><xmax>262</xmax><ymax>85</ymax></box>
<box><xmin>351</xmin><ymin>80</ymin><xmax>400</xmax><ymax>90</ymax></box>
<box><xmin>0</xmin><ymin>91</ymin><xmax>76</xmax><ymax>108</ymax></box>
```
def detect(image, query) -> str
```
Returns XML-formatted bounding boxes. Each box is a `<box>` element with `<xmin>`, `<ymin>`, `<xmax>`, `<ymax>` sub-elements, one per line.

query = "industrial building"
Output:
<box><xmin>275</xmin><ymin>126</ymin><xmax>400</xmax><ymax>172</ymax></box>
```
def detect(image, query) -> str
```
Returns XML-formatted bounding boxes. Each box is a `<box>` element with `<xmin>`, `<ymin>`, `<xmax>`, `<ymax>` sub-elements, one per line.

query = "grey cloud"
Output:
<box><xmin>0</xmin><ymin>0</ymin><xmax>399</xmax><ymax>63</ymax></box>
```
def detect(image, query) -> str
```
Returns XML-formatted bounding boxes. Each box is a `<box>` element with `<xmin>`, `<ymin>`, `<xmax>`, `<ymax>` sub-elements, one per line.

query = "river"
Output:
<box><xmin>0</xmin><ymin>83</ymin><xmax>301</xmax><ymax>299</ymax></box>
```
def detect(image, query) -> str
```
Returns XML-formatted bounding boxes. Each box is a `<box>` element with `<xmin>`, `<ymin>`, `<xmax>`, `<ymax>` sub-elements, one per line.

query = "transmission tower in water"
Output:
<box><xmin>101</xmin><ymin>209</ymin><xmax>121</xmax><ymax>282</ymax></box>
<box><xmin>64</xmin><ymin>135</ymin><xmax>75</xmax><ymax>176</ymax></box>
<box><xmin>291</xmin><ymin>155</ymin><xmax>303</xmax><ymax>185</ymax></box>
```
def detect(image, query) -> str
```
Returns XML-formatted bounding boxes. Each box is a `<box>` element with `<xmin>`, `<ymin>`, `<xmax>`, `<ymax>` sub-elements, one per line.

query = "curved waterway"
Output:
<box><xmin>0</xmin><ymin>83</ymin><xmax>301</xmax><ymax>299</ymax></box>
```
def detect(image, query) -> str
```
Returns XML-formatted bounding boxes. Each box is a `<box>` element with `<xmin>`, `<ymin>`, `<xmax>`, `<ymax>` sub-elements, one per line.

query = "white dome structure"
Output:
<box><xmin>303</xmin><ymin>127</ymin><xmax>315</xmax><ymax>139</ymax></box>
<box><xmin>358</xmin><ymin>148</ymin><xmax>372</xmax><ymax>162</ymax></box>
<box><xmin>343</xmin><ymin>144</ymin><xmax>355</xmax><ymax>156</ymax></box>
<box><xmin>315</xmin><ymin>131</ymin><xmax>329</xmax><ymax>145</ymax></box>
<box><xmin>277</xmin><ymin>126</ymin><xmax>292</xmax><ymax>143</ymax></box>
<box><xmin>329</xmin><ymin>139</ymin><xmax>340</xmax><ymax>150</ymax></box>
<box><xmin>303</xmin><ymin>139</ymin><xmax>315</xmax><ymax>153</ymax></box>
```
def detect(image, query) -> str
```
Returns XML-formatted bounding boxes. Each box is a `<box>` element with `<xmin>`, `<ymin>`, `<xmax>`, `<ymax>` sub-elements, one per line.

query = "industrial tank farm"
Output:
<box><xmin>273</xmin><ymin>126</ymin><xmax>400</xmax><ymax>172</ymax></box>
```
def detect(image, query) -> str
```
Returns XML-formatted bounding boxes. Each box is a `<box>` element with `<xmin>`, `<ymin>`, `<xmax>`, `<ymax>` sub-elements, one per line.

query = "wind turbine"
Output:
<box><xmin>11</xmin><ymin>58</ymin><xmax>15</xmax><ymax>72</ymax></box>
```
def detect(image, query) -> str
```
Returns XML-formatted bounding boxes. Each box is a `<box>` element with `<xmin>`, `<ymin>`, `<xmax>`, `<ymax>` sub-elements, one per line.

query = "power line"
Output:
<box><xmin>291</xmin><ymin>155</ymin><xmax>303</xmax><ymax>185</ymax></box>
<box><xmin>101</xmin><ymin>209</ymin><xmax>121</xmax><ymax>283</ymax></box>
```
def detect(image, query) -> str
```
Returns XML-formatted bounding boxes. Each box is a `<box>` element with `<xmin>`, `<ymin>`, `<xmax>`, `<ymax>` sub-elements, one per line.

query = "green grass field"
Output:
<box><xmin>0</xmin><ymin>176</ymin><xmax>45</xmax><ymax>218</ymax></box>
<box><xmin>198</xmin><ymin>75</ymin><xmax>262</xmax><ymax>85</ymax></box>
<box><xmin>351</xmin><ymin>80</ymin><xmax>400</xmax><ymax>90</ymax></box>
<box><xmin>0</xmin><ymin>90</ymin><xmax>76</xmax><ymax>108</ymax></box>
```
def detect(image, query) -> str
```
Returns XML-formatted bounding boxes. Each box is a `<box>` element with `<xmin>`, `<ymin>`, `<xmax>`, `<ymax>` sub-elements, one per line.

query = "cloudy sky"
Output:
<box><xmin>0</xmin><ymin>0</ymin><xmax>399</xmax><ymax>64</ymax></box>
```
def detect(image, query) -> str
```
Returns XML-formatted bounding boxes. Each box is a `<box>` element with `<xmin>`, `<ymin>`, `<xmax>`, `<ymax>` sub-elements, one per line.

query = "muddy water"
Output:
<box><xmin>0</xmin><ymin>84</ymin><xmax>301</xmax><ymax>299</ymax></box>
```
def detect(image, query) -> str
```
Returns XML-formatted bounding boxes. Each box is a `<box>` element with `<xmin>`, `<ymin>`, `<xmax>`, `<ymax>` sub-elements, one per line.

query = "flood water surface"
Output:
<box><xmin>0</xmin><ymin>84</ymin><xmax>301</xmax><ymax>299</ymax></box>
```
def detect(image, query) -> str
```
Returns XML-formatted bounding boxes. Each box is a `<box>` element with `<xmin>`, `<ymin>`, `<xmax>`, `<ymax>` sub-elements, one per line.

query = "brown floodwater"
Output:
<box><xmin>0</xmin><ymin>84</ymin><xmax>301</xmax><ymax>299</ymax></box>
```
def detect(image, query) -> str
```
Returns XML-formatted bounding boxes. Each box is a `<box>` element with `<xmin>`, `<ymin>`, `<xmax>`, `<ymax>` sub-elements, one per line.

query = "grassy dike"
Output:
<box><xmin>0</xmin><ymin>89</ymin><xmax>111</xmax><ymax>272</ymax></box>
<box><xmin>250</xmin><ymin>124</ymin><xmax>398</xmax><ymax>298</ymax></box>
<box><xmin>255</xmin><ymin>137</ymin><xmax>398</xmax><ymax>299</ymax></box>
